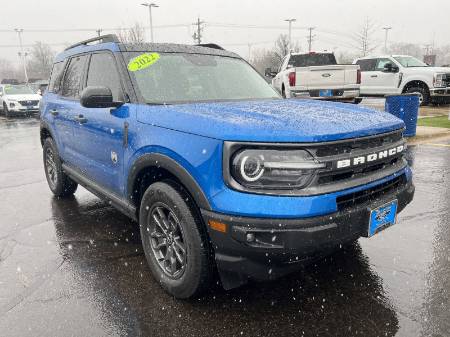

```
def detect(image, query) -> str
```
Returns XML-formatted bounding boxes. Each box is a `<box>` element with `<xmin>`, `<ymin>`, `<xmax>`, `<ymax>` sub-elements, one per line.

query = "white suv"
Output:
<box><xmin>353</xmin><ymin>55</ymin><xmax>450</xmax><ymax>106</ymax></box>
<box><xmin>0</xmin><ymin>84</ymin><xmax>41</xmax><ymax>117</ymax></box>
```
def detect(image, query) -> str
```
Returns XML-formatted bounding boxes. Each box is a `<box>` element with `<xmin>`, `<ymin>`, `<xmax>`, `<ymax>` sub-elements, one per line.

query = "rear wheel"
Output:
<box><xmin>353</xmin><ymin>98</ymin><xmax>363</xmax><ymax>104</ymax></box>
<box><xmin>281</xmin><ymin>86</ymin><xmax>286</xmax><ymax>98</ymax></box>
<box><xmin>139</xmin><ymin>181</ymin><xmax>213</xmax><ymax>299</ymax></box>
<box><xmin>43</xmin><ymin>138</ymin><xmax>78</xmax><ymax>197</ymax></box>
<box><xmin>405</xmin><ymin>86</ymin><xmax>430</xmax><ymax>106</ymax></box>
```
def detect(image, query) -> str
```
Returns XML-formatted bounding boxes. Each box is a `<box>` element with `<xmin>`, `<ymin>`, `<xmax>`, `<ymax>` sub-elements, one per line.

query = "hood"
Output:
<box><xmin>137</xmin><ymin>99</ymin><xmax>404</xmax><ymax>142</ymax></box>
<box><xmin>5</xmin><ymin>94</ymin><xmax>41</xmax><ymax>101</ymax></box>
<box><xmin>405</xmin><ymin>66</ymin><xmax>450</xmax><ymax>73</ymax></box>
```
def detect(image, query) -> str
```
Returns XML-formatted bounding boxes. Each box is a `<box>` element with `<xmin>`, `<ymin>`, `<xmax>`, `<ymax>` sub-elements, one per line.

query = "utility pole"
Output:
<box><xmin>307</xmin><ymin>27</ymin><xmax>316</xmax><ymax>52</ymax></box>
<box><xmin>382</xmin><ymin>27</ymin><xmax>392</xmax><ymax>53</ymax></box>
<box><xmin>247</xmin><ymin>43</ymin><xmax>252</xmax><ymax>61</ymax></box>
<box><xmin>14</xmin><ymin>28</ymin><xmax>28</xmax><ymax>83</ymax></box>
<box><xmin>141</xmin><ymin>2</ymin><xmax>159</xmax><ymax>43</ymax></box>
<box><xmin>96</xmin><ymin>29</ymin><xmax>102</xmax><ymax>37</ymax></box>
<box><xmin>192</xmin><ymin>17</ymin><xmax>205</xmax><ymax>44</ymax></box>
<box><xmin>284</xmin><ymin>19</ymin><xmax>296</xmax><ymax>51</ymax></box>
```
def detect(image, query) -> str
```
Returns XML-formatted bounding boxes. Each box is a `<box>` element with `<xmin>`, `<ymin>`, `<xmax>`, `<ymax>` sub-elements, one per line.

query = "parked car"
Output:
<box><xmin>1</xmin><ymin>79</ymin><xmax>20</xmax><ymax>85</ymax></box>
<box><xmin>268</xmin><ymin>52</ymin><xmax>361</xmax><ymax>103</ymax></box>
<box><xmin>0</xmin><ymin>84</ymin><xmax>42</xmax><ymax>117</ymax></box>
<box><xmin>40</xmin><ymin>35</ymin><xmax>414</xmax><ymax>298</ymax></box>
<box><xmin>354</xmin><ymin>55</ymin><xmax>450</xmax><ymax>105</ymax></box>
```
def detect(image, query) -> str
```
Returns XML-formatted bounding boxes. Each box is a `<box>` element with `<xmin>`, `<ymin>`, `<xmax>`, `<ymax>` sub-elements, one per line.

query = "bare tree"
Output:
<box><xmin>28</xmin><ymin>42</ymin><xmax>55</xmax><ymax>79</ymax></box>
<box><xmin>117</xmin><ymin>23</ymin><xmax>145</xmax><ymax>44</ymax></box>
<box><xmin>353</xmin><ymin>17</ymin><xmax>378</xmax><ymax>56</ymax></box>
<box><xmin>250</xmin><ymin>48</ymin><xmax>279</xmax><ymax>74</ymax></box>
<box><xmin>388</xmin><ymin>43</ymin><xmax>422</xmax><ymax>59</ymax></box>
<box><xmin>0</xmin><ymin>58</ymin><xmax>22</xmax><ymax>81</ymax></box>
<box><xmin>273</xmin><ymin>34</ymin><xmax>301</xmax><ymax>64</ymax></box>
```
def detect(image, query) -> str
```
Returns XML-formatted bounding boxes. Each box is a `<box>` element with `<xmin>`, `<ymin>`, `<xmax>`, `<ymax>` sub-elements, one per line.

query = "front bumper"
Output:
<box><xmin>291</xmin><ymin>88</ymin><xmax>360</xmax><ymax>101</ymax></box>
<box><xmin>430</xmin><ymin>87</ymin><xmax>450</xmax><ymax>97</ymax></box>
<box><xmin>202</xmin><ymin>176</ymin><xmax>414</xmax><ymax>289</ymax></box>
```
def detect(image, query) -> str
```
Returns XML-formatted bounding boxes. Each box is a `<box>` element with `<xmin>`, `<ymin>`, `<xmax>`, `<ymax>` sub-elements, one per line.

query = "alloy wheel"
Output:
<box><xmin>45</xmin><ymin>147</ymin><xmax>58</xmax><ymax>188</ymax></box>
<box><xmin>147</xmin><ymin>203</ymin><xmax>187</xmax><ymax>279</ymax></box>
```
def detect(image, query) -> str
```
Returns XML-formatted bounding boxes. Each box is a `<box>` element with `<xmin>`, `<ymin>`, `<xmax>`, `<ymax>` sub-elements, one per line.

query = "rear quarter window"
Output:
<box><xmin>48</xmin><ymin>61</ymin><xmax>65</xmax><ymax>93</ymax></box>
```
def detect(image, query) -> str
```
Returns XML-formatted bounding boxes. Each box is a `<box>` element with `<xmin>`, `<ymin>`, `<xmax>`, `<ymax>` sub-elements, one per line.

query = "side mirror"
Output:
<box><xmin>383</xmin><ymin>63</ymin><xmax>399</xmax><ymax>73</ymax></box>
<box><xmin>80</xmin><ymin>86</ymin><xmax>123</xmax><ymax>109</ymax></box>
<box><xmin>264</xmin><ymin>68</ymin><xmax>278</xmax><ymax>78</ymax></box>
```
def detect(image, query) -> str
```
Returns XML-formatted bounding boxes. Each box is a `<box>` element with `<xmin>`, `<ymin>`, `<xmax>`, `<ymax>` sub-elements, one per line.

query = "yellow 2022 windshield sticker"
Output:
<box><xmin>128</xmin><ymin>53</ymin><xmax>160</xmax><ymax>72</ymax></box>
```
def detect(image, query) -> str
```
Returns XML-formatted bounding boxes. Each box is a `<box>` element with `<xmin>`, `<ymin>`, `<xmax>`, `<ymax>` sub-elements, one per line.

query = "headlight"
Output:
<box><xmin>230</xmin><ymin>149</ymin><xmax>325</xmax><ymax>190</ymax></box>
<box><xmin>434</xmin><ymin>73</ymin><xmax>446</xmax><ymax>88</ymax></box>
<box><xmin>7</xmin><ymin>98</ymin><xmax>17</xmax><ymax>102</ymax></box>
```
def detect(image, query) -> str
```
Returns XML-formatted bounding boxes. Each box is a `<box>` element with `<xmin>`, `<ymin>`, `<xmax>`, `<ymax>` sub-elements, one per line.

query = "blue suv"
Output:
<box><xmin>40</xmin><ymin>35</ymin><xmax>414</xmax><ymax>298</ymax></box>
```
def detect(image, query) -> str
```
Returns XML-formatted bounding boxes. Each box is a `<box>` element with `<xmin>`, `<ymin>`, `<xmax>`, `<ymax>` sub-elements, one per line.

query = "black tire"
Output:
<box><xmin>139</xmin><ymin>181</ymin><xmax>213</xmax><ymax>299</ymax></box>
<box><xmin>353</xmin><ymin>98</ymin><xmax>363</xmax><ymax>104</ymax></box>
<box><xmin>281</xmin><ymin>86</ymin><xmax>286</xmax><ymax>98</ymax></box>
<box><xmin>405</xmin><ymin>86</ymin><xmax>430</xmax><ymax>106</ymax></box>
<box><xmin>3</xmin><ymin>103</ymin><xmax>10</xmax><ymax>118</ymax></box>
<box><xmin>43</xmin><ymin>138</ymin><xmax>78</xmax><ymax>197</ymax></box>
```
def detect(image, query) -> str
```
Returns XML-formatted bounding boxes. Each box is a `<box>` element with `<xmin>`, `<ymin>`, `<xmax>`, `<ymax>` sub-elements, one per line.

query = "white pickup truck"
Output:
<box><xmin>268</xmin><ymin>52</ymin><xmax>361</xmax><ymax>103</ymax></box>
<box><xmin>353</xmin><ymin>55</ymin><xmax>450</xmax><ymax>106</ymax></box>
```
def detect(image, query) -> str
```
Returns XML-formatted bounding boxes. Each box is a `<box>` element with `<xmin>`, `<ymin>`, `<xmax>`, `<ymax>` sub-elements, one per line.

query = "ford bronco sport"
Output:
<box><xmin>40</xmin><ymin>35</ymin><xmax>414</xmax><ymax>298</ymax></box>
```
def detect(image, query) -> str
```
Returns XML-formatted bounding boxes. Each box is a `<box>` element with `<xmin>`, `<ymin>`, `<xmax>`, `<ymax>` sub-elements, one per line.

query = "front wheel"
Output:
<box><xmin>405</xmin><ymin>86</ymin><xmax>430</xmax><ymax>106</ymax></box>
<box><xmin>3</xmin><ymin>103</ymin><xmax>10</xmax><ymax>118</ymax></box>
<box><xmin>139</xmin><ymin>181</ymin><xmax>213</xmax><ymax>299</ymax></box>
<box><xmin>43</xmin><ymin>138</ymin><xmax>78</xmax><ymax>197</ymax></box>
<box><xmin>353</xmin><ymin>98</ymin><xmax>363</xmax><ymax>104</ymax></box>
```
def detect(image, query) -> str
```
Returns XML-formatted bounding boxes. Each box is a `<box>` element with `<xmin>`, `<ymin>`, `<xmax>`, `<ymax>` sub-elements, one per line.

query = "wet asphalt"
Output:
<box><xmin>0</xmin><ymin>115</ymin><xmax>449</xmax><ymax>337</ymax></box>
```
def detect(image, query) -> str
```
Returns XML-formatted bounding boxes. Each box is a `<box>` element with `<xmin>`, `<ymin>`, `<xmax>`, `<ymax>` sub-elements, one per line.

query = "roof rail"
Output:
<box><xmin>196</xmin><ymin>43</ymin><xmax>225</xmax><ymax>50</ymax></box>
<box><xmin>64</xmin><ymin>34</ymin><xmax>120</xmax><ymax>51</ymax></box>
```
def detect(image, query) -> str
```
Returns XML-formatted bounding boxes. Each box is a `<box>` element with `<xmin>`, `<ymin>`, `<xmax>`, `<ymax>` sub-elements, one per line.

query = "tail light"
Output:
<box><xmin>288</xmin><ymin>72</ymin><xmax>296</xmax><ymax>87</ymax></box>
<box><xmin>356</xmin><ymin>69</ymin><xmax>361</xmax><ymax>84</ymax></box>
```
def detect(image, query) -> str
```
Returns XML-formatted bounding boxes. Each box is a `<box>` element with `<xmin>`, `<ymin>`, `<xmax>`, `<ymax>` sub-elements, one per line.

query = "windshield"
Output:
<box><xmin>125</xmin><ymin>52</ymin><xmax>280</xmax><ymax>104</ymax></box>
<box><xmin>4</xmin><ymin>85</ymin><xmax>35</xmax><ymax>95</ymax></box>
<box><xmin>393</xmin><ymin>56</ymin><xmax>428</xmax><ymax>67</ymax></box>
<box><xmin>289</xmin><ymin>53</ymin><xmax>337</xmax><ymax>67</ymax></box>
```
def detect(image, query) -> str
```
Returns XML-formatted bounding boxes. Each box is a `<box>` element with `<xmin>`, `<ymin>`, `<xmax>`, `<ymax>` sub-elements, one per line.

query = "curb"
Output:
<box><xmin>407</xmin><ymin>130</ymin><xmax>450</xmax><ymax>144</ymax></box>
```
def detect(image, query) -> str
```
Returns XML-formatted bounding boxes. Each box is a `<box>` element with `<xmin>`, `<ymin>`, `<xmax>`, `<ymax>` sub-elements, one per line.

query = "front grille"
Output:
<box><xmin>308</xmin><ymin>130</ymin><xmax>406</xmax><ymax>187</ymax></box>
<box><xmin>314</xmin><ymin>130</ymin><xmax>402</xmax><ymax>157</ymax></box>
<box><xmin>444</xmin><ymin>74</ymin><xmax>450</xmax><ymax>87</ymax></box>
<box><xmin>19</xmin><ymin>100</ymin><xmax>39</xmax><ymax>106</ymax></box>
<box><xmin>336</xmin><ymin>174</ymin><xmax>406</xmax><ymax>210</ymax></box>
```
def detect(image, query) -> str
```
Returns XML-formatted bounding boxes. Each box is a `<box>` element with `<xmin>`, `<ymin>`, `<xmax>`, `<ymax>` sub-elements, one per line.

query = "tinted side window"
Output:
<box><xmin>86</xmin><ymin>53</ymin><xmax>122</xmax><ymax>101</ymax></box>
<box><xmin>61</xmin><ymin>55</ymin><xmax>88</xmax><ymax>98</ymax></box>
<box><xmin>356</xmin><ymin>59</ymin><xmax>377</xmax><ymax>72</ymax></box>
<box><xmin>48</xmin><ymin>61</ymin><xmax>65</xmax><ymax>93</ymax></box>
<box><xmin>375</xmin><ymin>58</ymin><xmax>394</xmax><ymax>71</ymax></box>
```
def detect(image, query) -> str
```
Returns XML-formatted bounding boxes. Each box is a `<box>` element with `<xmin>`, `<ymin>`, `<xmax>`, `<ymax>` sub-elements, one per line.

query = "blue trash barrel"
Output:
<box><xmin>384</xmin><ymin>94</ymin><xmax>419</xmax><ymax>137</ymax></box>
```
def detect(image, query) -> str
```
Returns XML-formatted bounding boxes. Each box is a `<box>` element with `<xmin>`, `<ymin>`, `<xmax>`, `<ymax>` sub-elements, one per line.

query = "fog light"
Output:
<box><xmin>246</xmin><ymin>233</ymin><xmax>255</xmax><ymax>242</ymax></box>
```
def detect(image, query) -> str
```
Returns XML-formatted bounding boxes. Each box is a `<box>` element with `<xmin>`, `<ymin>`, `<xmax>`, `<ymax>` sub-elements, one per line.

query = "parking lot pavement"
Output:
<box><xmin>361</xmin><ymin>98</ymin><xmax>450</xmax><ymax>117</ymax></box>
<box><xmin>0</xmin><ymin>116</ymin><xmax>449</xmax><ymax>337</ymax></box>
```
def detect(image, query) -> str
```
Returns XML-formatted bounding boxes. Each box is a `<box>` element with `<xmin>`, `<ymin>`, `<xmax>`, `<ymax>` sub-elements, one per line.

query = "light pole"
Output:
<box><xmin>141</xmin><ymin>2</ymin><xmax>159</xmax><ymax>43</ymax></box>
<box><xmin>284</xmin><ymin>19</ymin><xmax>296</xmax><ymax>51</ymax></box>
<box><xmin>14</xmin><ymin>28</ymin><xmax>28</xmax><ymax>83</ymax></box>
<box><xmin>382</xmin><ymin>27</ymin><xmax>392</xmax><ymax>53</ymax></box>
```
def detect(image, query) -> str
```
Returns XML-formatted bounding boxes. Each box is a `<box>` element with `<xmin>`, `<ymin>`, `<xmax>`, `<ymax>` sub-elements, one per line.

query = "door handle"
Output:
<box><xmin>50</xmin><ymin>109</ymin><xmax>58</xmax><ymax>116</ymax></box>
<box><xmin>74</xmin><ymin>114</ymin><xmax>88</xmax><ymax>124</ymax></box>
<box><xmin>371</xmin><ymin>75</ymin><xmax>378</xmax><ymax>78</ymax></box>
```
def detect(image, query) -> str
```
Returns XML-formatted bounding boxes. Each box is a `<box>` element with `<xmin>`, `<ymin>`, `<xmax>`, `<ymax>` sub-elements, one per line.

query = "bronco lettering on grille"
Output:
<box><xmin>335</xmin><ymin>145</ymin><xmax>404</xmax><ymax>169</ymax></box>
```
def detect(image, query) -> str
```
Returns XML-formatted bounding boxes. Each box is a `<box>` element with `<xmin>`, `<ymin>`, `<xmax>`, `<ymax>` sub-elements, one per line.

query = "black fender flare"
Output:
<box><xmin>39</xmin><ymin>120</ymin><xmax>56</xmax><ymax>146</ymax></box>
<box><xmin>127</xmin><ymin>153</ymin><xmax>212</xmax><ymax>211</ymax></box>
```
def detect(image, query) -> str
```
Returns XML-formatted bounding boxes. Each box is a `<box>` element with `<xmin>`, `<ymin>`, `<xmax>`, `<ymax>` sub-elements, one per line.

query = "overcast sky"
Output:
<box><xmin>0</xmin><ymin>0</ymin><xmax>449</xmax><ymax>63</ymax></box>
